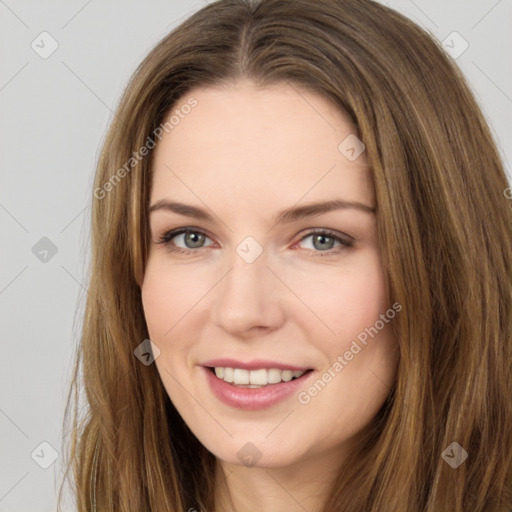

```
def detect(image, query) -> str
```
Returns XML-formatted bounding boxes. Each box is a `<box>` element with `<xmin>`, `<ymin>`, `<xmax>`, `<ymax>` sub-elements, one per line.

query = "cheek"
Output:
<box><xmin>294</xmin><ymin>267</ymin><xmax>398</xmax><ymax>445</ymax></box>
<box><xmin>141</xmin><ymin>268</ymin><xmax>172</xmax><ymax>340</ymax></box>
<box><xmin>141</xmin><ymin>256</ymin><xmax>210</xmax><ymax>340</ymax></box>
<box><xmin>140</xmin><ymin>259</ymin><xmax>199</xmax><ymax>397</ymax></box>
<box><xmin>290</xmin><ymin>249</ymin><xmax>389</xmax><ymax>341</ymax></box>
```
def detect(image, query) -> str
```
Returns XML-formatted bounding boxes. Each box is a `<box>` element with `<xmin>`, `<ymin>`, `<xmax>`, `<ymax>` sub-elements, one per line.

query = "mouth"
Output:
<box><xmin>206</xmin><ymin>366</ymin><xmax>314</xmax><ymax>388</ymax></box>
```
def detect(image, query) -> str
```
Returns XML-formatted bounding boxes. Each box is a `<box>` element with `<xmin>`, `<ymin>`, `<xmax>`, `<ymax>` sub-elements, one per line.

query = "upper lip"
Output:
<box><xmin>201</xmin><ymin>358</ymin><xmax>312</xmax><ymax>371</ymax></box>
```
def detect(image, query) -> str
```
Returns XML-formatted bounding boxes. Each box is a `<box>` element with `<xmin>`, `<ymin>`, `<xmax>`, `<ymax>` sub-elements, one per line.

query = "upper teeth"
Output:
<box><xmin>214</xmin><ymin>367</ymin><xmax>306</xmax><ymax>386</ymax></box>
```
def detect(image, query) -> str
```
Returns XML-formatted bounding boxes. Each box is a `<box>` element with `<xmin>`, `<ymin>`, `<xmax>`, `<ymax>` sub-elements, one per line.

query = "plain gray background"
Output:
<box><xmin>1</xmin><ymin>0</ymin><xmax>511</xmax><ymax>510</ymax></box>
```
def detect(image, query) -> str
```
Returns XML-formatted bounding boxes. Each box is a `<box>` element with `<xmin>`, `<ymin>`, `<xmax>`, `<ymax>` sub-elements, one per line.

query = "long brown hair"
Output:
<box><xmin>59</xmin><ymin>0</ymin><xmax>512</xmax><ymax>510</ymax></box>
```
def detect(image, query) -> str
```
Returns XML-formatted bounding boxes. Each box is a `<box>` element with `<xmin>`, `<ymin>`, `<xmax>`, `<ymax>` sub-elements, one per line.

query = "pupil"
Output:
<box><xmin>314</xmin><ymin>234</ymin><xmax>333</xmax><ymax>250</ymax></box>
<box><xmin>186</xmin><ymin>231</ymin><xmax>204</xmax><ymax>248</ymax></box>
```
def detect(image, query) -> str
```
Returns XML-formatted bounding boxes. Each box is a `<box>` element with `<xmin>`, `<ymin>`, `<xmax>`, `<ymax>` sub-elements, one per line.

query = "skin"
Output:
<box><xmin>141</xmin><ymin>79</ymin><xmax>399</xmax><ymax>512</ymax></box>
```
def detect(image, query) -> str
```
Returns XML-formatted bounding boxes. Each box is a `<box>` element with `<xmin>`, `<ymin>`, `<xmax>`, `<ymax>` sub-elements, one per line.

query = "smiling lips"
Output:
<box><xmin>201</xmin><ymin>358</ymin><xmax>314</xmax><ymax>409</ymax></box>
<box><xmin>203</xmin><ymin>366</ymin><xmax>314</xmax><ymax>410</ymax></box>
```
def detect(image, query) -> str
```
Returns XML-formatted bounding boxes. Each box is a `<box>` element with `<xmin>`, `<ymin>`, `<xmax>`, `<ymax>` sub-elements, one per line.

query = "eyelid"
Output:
<box><xmin>297</xmin><ymin>228</ymin><xmax>353</xmax><ymax>244</ymax></box>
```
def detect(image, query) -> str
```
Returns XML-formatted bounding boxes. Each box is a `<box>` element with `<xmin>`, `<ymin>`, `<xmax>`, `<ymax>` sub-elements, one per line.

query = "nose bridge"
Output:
<box><xmin>211</xmin><ymin>247</ymin><xmax>285</xmax><ymax>334</ymax></box>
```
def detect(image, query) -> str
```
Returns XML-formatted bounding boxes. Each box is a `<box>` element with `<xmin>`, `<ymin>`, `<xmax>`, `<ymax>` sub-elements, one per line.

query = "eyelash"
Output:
<box><xmin>156</xmin><ymin>228</ymin><xmax>353</xmax><ymax>257</ymax></box>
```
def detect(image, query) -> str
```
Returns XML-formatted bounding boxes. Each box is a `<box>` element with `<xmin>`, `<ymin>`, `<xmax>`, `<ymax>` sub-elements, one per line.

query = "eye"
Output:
<box><xmin>295</xmin><ymin>229</ymin><xmax>353</xmax><ymax>256</ymax></box>
<box><xmin>156</xmin><ymin>227</ymin><xmax>353</xmax><ymax>256</ymax></box>
<box><xmin>157</xmin><ymin>228</ymin><xmax>214</xmax><ymax>254</ymax></box>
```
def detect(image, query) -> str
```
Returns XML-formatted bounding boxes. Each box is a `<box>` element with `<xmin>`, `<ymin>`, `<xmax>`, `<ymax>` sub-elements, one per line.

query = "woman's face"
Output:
<box><xmin>141</xmin><ymin>79</ymin><xmax>399</xmax><ymax>469</ymax></box>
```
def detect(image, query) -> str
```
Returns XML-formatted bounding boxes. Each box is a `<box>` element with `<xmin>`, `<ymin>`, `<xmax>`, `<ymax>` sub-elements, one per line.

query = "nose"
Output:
<box><xmin>211</xmin><ymin>250</ymin><xmax>286</xmax><ymax>337</ymax></box>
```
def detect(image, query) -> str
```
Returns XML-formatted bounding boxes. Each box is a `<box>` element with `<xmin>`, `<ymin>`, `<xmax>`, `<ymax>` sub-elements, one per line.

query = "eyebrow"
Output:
<box><xmin>148</xmin><ymin>198</ymin><xmax>376</xmax><ymax>225</ymax></box>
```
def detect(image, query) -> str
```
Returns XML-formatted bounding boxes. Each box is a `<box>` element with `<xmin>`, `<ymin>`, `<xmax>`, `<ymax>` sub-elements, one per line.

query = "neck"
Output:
<box><xmin>213</xmin><ymin>447</ymin><xmax>345</xmax><ymax>512</ymax></box>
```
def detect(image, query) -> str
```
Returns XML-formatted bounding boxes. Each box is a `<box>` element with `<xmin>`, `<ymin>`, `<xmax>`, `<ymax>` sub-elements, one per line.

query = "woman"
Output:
<box><xmin>60</xmin><ymin>0</ymin><xmax>512</xmax><ymax>510</ymax></box>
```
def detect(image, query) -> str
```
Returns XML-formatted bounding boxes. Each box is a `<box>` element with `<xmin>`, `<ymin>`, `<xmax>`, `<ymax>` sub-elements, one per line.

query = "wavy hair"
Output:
<box><xmin>59</xmin><ymin>0</ymin><xmax>512</xmax><ymax>510</ymax></box>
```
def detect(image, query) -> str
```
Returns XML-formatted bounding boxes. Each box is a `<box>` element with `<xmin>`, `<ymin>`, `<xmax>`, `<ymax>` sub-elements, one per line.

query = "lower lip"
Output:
<box><xmin>202</xmin><ymin>367</ymin><xmax>314</xmax><ymax>411</ymax></box>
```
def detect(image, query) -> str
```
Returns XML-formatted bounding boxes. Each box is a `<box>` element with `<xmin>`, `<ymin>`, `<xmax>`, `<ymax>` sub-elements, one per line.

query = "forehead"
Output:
<box><xmin>150</xmin><ymin>80</ymin><xmax>374</xmax><ymax>210</ymax></box>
